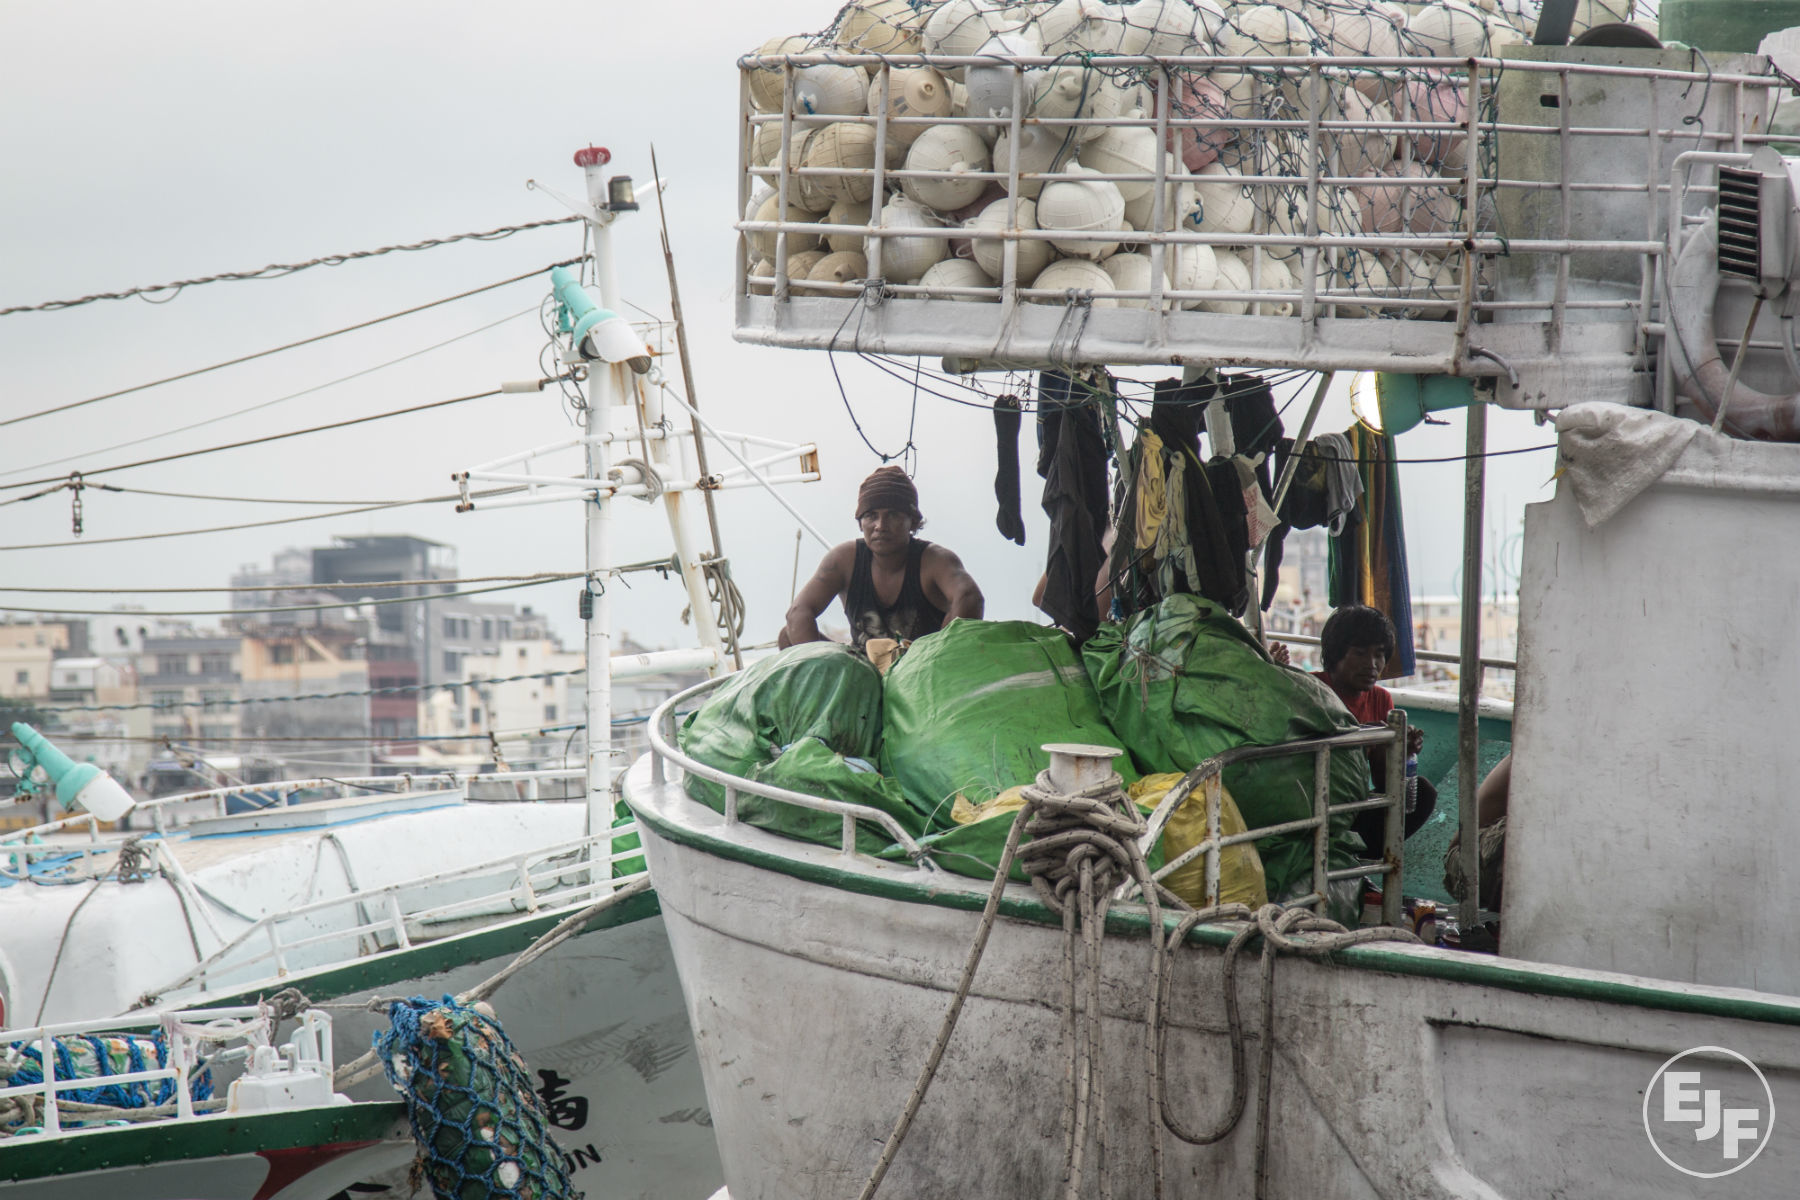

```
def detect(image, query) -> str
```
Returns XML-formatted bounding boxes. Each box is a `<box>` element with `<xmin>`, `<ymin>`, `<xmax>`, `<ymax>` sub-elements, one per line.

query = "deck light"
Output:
<box><xmin>1353</xmin><ymin>370</ymin><xmax>1479</xmax><ymax>436</ymax></box>
<box><xmin>8</xmin><ymin>723</ymin><xmax>134</xmax><ymax>822</ymax></box>
<box><xmin>549</xmin><ymin>265</ymin><xmax>652</xmax><ymax>373</ymax></box>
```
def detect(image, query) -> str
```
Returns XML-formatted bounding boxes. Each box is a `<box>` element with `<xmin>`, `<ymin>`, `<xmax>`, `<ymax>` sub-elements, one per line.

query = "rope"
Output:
<box><xmin>1152</xmin><ymin>903</ymin><xmax>1419</xmax><ymax>1198</ymax></box>
<box><xmin>857</xmin><ymin>765</ymin><xmax>1421</xmax><ymax>1200</ymax></box>
<box><xmin>331</xmin><ymin>877</ymin><xmax>652</xmax><ymax>1090</ymax></box>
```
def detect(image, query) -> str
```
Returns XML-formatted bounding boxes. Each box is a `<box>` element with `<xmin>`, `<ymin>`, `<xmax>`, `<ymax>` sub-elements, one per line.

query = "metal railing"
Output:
<box><xmin>646</xmin><ymin>678</ymin><xmax>929</xmax><ymax>862</ymax></box>
<box><xmin>647</xmin><ymin>678</ymin><xmax>1408</xmax><ymax>922</ymax></box>
<box><xmin>134</xmin><ymin>831</ymin><xmax>646</xmax><ymax>1009</ymax></box>
<box><xmin>0</xmin><ymin>767</ymin><xmax>587</xmax><ymax>876</ymax></box>
<box><xmin>0</xmin><ymin>1004</ymin><xmax>285</xmax><ymax>1134</ymax></box>
<box><xmin>1118</xmin><ymin>714</ymin><xmax>1408</xmax><ymax>925</ymax></box>
<box><xmin>733</xmin><ymin>48</ymin><xmax>1790</xmax><ymax>382</ymax></box>
<box><xmin>1267</xmin><ymin>630</ymin><xmax>1517</xmax><ymax>673</ymax></box>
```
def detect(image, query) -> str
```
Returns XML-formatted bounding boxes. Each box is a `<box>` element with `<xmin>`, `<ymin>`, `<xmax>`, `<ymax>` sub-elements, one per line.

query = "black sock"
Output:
<box><xmin>993</xmin><ymin>395</ymin><xmax>1025</xmax><ymax>545</ymax></box>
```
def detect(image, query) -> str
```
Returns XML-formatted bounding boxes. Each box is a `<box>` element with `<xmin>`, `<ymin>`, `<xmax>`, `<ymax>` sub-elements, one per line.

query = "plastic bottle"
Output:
<box><xmin>1404</xmin><ymin>753</ymin><xmax>1419</xmax><ymax>814</ymax></box>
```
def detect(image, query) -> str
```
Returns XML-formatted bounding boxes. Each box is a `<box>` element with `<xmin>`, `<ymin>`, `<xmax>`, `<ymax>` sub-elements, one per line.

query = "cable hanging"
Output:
<box><xmin>0</xmin><ymin>488</ymin><xmax>523</xmax><ymax>552</ymax></box>
<box><xmin>38</xmin><ymin>667</ymin><xmax>589</xmax><ymax>714</ymax></box>
<box><xmin>1</xmin><ymin>216</ymin><xmax>583</xmax><ymax>318</ymax></box>
<box><xmin>0</xmin><ymin>572</ymin><xmax>576</xmax><ymax>595</ymax></box>
<box><xmin>0</xmin><ymin>384</ymin><xmax>529</xmax><ymax>496</ymax></box>
<box><xmin>3</xmin><ymin>305</ymin><xmax>540</xmax><ymax>482</ymax></box>
<box><xmin>0</xmin><ymin>573</ymin><xmax>578</xmax><ymax>618</ymax></box>
<box><xmin>0</xmin><ymin>260</ymin><xmax>578</xmax><ymax>434</ymax></box>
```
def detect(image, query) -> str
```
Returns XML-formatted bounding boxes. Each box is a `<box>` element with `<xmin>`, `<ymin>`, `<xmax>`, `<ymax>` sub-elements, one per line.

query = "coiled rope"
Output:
<box><xmin>857</xmin><ymin>764</ymin><xmax>1420</xmax><ymax>1200</ymax></box>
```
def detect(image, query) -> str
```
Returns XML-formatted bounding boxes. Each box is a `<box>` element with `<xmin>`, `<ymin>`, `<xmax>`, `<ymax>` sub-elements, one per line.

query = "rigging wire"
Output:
<box><xmin>0</xmin><ymin>259</ymin><xmax>577</xmax><ymax>435</ymax></box>
<box><xmin>0</xmin><ymin>384</ymin><xmax>530</xmax><ymax>495</ymax></box>
<box><xmin>0</xmin><ymin>216</ymin><xmax>583</xmax><ymax>318</ymax></box>
<box><xmin>0</xmin><ymin>574</ymin><xmax>578</xmax><ymax>618</ymax></box>
<box><xmin>0</xmin><ymin>488</ymin><xmax>521</xmax><ymax>552</ymax></box>
<box><xmin>2</xmin><ymin>305</ymin><xmax>540</xmax><ymax>480</ymax></box>
<box><xmin>0</xmin><ymin>572</ymin><xmax>575</xmax><ymax>595</ymax></box>
<box><xmin>20</xmin><ymin>483</ymin><xmax>446</xmax><ymax>507</ymax></box>
<box><xmin>38</xmin><ymin>667</ymin><xmax>588</xmax><ymax>713</ymax></box>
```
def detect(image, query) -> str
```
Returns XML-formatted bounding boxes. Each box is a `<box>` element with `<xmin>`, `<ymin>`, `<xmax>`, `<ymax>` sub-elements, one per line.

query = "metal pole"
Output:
<box><xmin>630</xmin><ymin>373</ymin><xmax>726</xmax><ymax>675</ymax></box>
<box><xmin>582</xmin><ymin>164</ymin><xmax>618</xmax><ymax>846</ymax></box>
<box><xmin>1455</xmin><ymin>402</ymin><xmax>1486</xmax><ymax>931</ymax></box>
<box><xmin>651</xmin><ymin>146</ymin><xmax>741</xmax><ymax>671</ymax></box>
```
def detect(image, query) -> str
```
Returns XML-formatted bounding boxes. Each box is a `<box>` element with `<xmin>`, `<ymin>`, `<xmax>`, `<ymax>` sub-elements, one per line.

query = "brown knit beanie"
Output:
<box><xmin>855</xmin><ymin>466</ymin><xmax>921</xmax><ymax>521</ymax></box>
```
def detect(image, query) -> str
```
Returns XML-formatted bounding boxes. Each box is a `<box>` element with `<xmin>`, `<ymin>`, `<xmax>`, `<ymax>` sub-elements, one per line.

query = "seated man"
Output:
<box><xmin>1314</xmin><ymin>604</ymin><xmax>1436</xmax><ymax>849</ymax></box>
<box><xmin>782</xmin><ymin>466</ymin><xmax>985</xmax><ymax>656</ymax></box>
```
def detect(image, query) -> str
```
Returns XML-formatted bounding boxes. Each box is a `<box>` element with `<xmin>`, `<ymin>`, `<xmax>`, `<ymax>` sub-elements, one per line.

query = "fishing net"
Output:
<box><xmin>376</xmin><ymin>996</ymin><xmax>577</xmax><ymax>1200</ymax></box>
<box><xmin>1</xmin><ymin>1031</ymin><xmax>212</xmax><ymax>1114</ymax></box>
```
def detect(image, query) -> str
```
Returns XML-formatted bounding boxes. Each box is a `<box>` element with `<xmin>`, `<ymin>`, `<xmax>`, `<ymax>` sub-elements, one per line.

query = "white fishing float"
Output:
<box><xmin>901</xmin><ymin>124</ymin><xmax>992</xmax><ymax>212</ymax></box>
<box><xmin>1029</xmin><ymin>257</ymin><xmax>1121</xmax><ymax>305</ymax></box>
<box><xmin>1038</xmin><ymin>167</ymin><xmax>1128</xmax><ymax>259</ymax></box>
<box><xmin>968</xmin><ymin>195</ymin><xmax>1055</xmax><ymax>285</ymax></box>
<box><xmin>918</xmin><ymin>257</ymin><xmax>999</xmax><ymax>300</ymax></box>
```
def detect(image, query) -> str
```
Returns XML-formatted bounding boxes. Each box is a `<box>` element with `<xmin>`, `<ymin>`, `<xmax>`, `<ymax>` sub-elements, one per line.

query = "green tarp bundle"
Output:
<box><xmin>676</xmin><ymin>641</ymin><xmax>929</xmax><ymax>852</ymax></box>
<box><xmin>674</xmin><ymin>613</ymin><xmax>1369</xmax><ymax>896</ymax></box>
<box><xmin>1083</xmin><ymin>594</ymin><xmax>1368</xmax><ymax>897</ymax></box>
<box><xmin>880</xmin><ymin>619</ymin><xmax>1138</xmax><ymax>820</ymax></box>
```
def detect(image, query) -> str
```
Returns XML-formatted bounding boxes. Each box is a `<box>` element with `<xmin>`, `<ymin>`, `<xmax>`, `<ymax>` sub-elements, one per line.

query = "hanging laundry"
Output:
<box><xmin>1262</xmin><ymin>433</ymin><xmax>1365</xmax><ymax>610</ymax></box>
<box><xmin>992</xmin><ymin>395</ymin><xmax>1026</xmax><ymax>545</ymax></box>
<box><xmin>1232</xmin><ymin>455</ymin><xmax>1280</xmax><ymax>550</ymax></box>
<box><xmin>1223</xmin><ymin>374</ymin><xmax>1283</xmax><ymax>500</ymax></box>
<box><xmin>1036</xmin><ymin>372</ymin><xmax>1112</xmax><ymax>641</ymax></box>
<box><xmin>1107</xmin><ymin>410</ymin><xmax>1246</xmax><ymax>620</ymax></box>
<box><xmin>1326</xmin><ymin>425</ymin><xmax>1416</xmax><ymax>678</ymax></box>
<box><xmin>1311</xmin><ymin>431</ymin><xmax>1365</xmax><ymax>536</ymax></box>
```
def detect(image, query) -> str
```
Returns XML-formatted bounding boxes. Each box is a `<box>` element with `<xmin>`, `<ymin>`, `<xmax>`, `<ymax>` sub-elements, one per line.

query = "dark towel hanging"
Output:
<box><xmin>1036</xmin><ymin>372</ymin><xmax>1110</xmax><ymax>641</ymax></box>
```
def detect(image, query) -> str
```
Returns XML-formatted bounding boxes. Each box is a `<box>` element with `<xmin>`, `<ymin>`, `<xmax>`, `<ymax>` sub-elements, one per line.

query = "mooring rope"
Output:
<box><xmin>858</xmin><ymin>765</ymin><xmax>1421</xmax><ymax>1200</ymax></box>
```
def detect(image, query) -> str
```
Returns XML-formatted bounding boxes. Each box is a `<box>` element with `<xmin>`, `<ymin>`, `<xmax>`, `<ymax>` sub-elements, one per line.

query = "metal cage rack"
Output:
<box><xmin>734</xmin><ymin>46</ymin><xmax>1791</xmax><ymax>407</ymax></box>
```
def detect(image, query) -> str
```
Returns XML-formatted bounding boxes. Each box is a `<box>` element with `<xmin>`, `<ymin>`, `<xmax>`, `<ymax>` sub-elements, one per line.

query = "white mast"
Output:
<box><xmin>458</xmin><ymin>149</ymin><xmax>826</xmax><ymax>840</ymax></box>
<box><xmin>577</xmin><ymin>146</ymin><xmax>620</xmax><ymax>836</ymax></box>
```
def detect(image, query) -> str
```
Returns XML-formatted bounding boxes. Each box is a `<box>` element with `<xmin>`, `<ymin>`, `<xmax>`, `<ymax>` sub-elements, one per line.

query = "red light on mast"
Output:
<box><xmin>573</xmin><ymin>146</ymin><xmax>611</xmax><ymax>168</ymax></box>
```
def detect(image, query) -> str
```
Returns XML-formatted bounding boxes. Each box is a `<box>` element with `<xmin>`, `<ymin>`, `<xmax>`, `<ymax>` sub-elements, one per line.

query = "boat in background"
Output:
<box><xmin>0</xmin><ymin>1002</ymin><xmax>410</xmax><ymax>1200</ymax></box>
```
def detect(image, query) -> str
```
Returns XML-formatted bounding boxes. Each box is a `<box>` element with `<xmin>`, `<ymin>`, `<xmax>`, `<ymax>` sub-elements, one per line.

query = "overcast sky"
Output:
<box><xmin>0</xmin><ymin>1</ymin><xmax>1557</xmax><ymax>654</ymax></box>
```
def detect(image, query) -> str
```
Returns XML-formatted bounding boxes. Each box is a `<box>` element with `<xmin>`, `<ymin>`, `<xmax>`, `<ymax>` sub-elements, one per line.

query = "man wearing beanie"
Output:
<box><xmin>782</xmin><ymin>465</ymin><xmax>984</xmax><ymax>654</ymax></box>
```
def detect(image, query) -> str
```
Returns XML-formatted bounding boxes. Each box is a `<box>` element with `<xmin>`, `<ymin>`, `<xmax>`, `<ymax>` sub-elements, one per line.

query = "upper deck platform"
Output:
<box><xmin>733</xmin><ymin>32</ymin><xmax>1786</xmax><ymax>407</ymax></box>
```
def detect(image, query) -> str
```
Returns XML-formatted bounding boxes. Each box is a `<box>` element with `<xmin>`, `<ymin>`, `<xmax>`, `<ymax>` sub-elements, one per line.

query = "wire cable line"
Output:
<box><xmin>0</xmin><ymin>572</ymin><xmax>574</xmax><ymax>595</ymax></box>
<box><xmin>0</xmin><ymin>488</ymin><xmax>521</xmax><ymax>552</ymax></box>
<box><xmin>1</xmin><ymin>305</ymin><xmax>540</xmax><ymax>480</ymax></box>
<box><xmin>0</xmin><ymin>385</ymin><xmax>519</xmax><ymax>494</ymax></box>
<box><xmin>39</xmin><ymin>667</ymin><xmax>588</xmax><ymax>713</ymax></box>
<box><xmin>0</xmin><ymin>259</ymin><xmax>577</xmax><ymax>435</ymax></box>
<box><xmin>0</xmin><ymin>573</ymin><xmax>579</xmax><ymax>618</ymax></box>
<box><xmin>0</xmin><ymin>216</ymin><xmax>583</xmax><ymax>318</ymax></box>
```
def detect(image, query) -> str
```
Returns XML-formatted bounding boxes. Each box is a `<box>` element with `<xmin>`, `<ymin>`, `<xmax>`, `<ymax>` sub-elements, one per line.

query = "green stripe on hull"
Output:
<box><xmin>629</xmin><ymin>794</ymin><xmax>1800</xmax><ymax>1029</ymax></box>
<box><xmin>0</xmin><ymin>1102</ymin><xmax>404</xmax><ymax>1181</ymax></box>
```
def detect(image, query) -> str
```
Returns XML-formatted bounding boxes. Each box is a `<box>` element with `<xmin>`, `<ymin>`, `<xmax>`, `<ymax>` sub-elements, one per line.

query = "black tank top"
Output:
<box><xmin>844</xmin><ymin>538</ymin><xmax>947</xmax><ymax>652</ymax></box>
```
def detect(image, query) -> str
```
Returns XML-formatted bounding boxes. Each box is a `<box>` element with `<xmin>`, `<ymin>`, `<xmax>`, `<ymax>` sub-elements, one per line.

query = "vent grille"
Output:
<box><xmin>1718</xmin><ymin>166</ymin><xmax>1763</xmax><ymax>280</ymax></box>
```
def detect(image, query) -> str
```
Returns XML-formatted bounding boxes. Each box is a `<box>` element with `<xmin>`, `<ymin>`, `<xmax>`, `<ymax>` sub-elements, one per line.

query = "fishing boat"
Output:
<box><xmin>0</xmin><ymin>1001</ymin><xmax>412</xmax><ymax>1200</ymax></box>
<box><xmin>628</xmin><ymin>3</ymin><xmax>1800</xmax><ymax>1196</ymax></box>
<box><xmin>0</xmin><ymin>147</ymin><xmax>824</xmax><ymax>1198</ymax></box>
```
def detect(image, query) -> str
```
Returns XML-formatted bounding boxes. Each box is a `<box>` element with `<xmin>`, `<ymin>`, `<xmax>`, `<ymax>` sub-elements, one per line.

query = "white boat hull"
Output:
<box><xmin>198</xmin><ymin>900</ymin><xmax>722</xmax><ymax>1199</ymax></box>
<box><xmin>630</xmin><ymin>758</ymin><xmax>1800</xmax><ymax>1199</ymax></box>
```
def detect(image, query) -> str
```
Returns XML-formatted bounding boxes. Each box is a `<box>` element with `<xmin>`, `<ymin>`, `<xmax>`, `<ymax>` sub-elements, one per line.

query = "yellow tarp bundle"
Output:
<box><xmin>1131</xmin><ymin>773</ymin><xmax>1268</xmax><ymax>909</ymax></box>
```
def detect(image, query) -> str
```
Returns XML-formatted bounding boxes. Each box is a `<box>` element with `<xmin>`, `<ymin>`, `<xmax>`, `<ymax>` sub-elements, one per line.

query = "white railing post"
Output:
<box><xmin>386</xmin><ymin>891</ymin><xmax>412</xmax><ymax>950</ymax></box>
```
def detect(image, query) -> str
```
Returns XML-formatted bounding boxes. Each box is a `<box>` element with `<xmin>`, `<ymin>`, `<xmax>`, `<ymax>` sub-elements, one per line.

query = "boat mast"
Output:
<box><xmin>577</xmin><ymin>147</ymin><xmax>621</xmax><ymax>834</ymax></box>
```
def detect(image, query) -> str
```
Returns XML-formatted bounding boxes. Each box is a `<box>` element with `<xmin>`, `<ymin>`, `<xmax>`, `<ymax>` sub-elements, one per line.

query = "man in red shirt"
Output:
<box><xmin>1315</xmin><ymin>605</ymin><xmax>1435</xmax><ymax>848</ymax></box>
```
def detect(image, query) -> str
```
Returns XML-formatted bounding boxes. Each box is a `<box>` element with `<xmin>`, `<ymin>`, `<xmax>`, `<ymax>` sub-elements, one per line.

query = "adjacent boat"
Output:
<box><xmin>0</xmin><ymin>770</ymin><xmax>721</xmax><ymax>1199</ymax></box>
